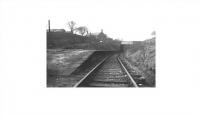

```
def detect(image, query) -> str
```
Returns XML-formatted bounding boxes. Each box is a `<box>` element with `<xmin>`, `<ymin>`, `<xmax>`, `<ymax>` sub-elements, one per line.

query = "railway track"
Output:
<box><xmin>74</xmin><ymin>54</ymin><xmax>138</xmax><ymax>87</ymax></box>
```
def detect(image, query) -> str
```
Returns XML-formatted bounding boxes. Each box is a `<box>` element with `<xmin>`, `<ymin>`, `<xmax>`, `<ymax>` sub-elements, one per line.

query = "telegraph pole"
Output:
<box><xmin>48</xmin><ymin>20</ymin><xmax>50</xmax><ymax>32</ymax></box>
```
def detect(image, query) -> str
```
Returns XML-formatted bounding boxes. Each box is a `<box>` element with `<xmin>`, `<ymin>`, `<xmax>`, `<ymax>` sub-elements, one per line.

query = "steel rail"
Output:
<box><xmin>117</xmin><ymin>57</ymin><xmax>138</xmax><ymax>87</ymax></box>
<box><xmin>73</xmin><ymin>56</ymin><xmax>109</xmax><ymax>87</ymax></box>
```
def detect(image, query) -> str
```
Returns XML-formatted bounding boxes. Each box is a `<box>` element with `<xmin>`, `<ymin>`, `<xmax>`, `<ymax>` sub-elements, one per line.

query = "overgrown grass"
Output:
<box><xmin>125</xmin><ymin>38</ymin><xmax>156</xmax><ymax>87</ymax></box>
<box><xmin>47</xmin><ymin>49</ymin><xmax>94</xmax><ymax>87</ymax></box>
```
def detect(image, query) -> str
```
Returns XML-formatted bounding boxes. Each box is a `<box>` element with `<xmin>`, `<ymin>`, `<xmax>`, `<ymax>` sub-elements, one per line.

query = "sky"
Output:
<box><xmin>1</xmin><ymin>0</ymin><xmax>200</xmax><ymax>41</ymax></box>
<box><xmin>44</xmin><ymin>0</ymin><xmax>157</xmax><ymax>41</ymax></box>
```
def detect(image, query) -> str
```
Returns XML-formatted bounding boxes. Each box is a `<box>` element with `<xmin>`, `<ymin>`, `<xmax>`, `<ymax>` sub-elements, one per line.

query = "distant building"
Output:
<box><xmin>87</xmin><ymin>29</ymin><xmax>107</xmax><ymax>40</ymax></box>
<box><xmin>121</xmin><ymin>41</ymin><xmax>133</xmax><ymax>45</ymax></box>
<box><xmin>97</xmin><ymin>29</ymin><xmax>107</xmax><ymax>40</ymax></box>
<box><xmin>47</xmin><ymin>29</ymin><xmax>66</xmax><ymax>32</ymax></box>
<box><xmin>88</xmin><ymin>32</ymin><xmax>99</xmax><ymax>36</ymax></box>
<box><xmin>120</xmin><ymin>41</ymin><xmax>143</xmax><ymax>52</ymax></box>
<box><xmin>121</xmin><ymin>41</ymin><xmax>133</xmax><ymax>52</ymax></box>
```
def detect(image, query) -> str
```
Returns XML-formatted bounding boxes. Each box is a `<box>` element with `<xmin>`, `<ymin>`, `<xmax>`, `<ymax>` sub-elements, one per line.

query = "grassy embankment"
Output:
<box><xmin>47</xmin><ymin>32</ymin><xmax>121</xmax><ymax>50</ymax></box>
<box><xmin>47</xmin><ymin>49</ymin><xmax>94</xmax><ymax>87</ymax></box>
<box><xmin>47</xmin><ymin>32</ymin><xmax>121</xmax><ymax>86</ymax></box>
<box><xmin>125</xmin><ymin>38</ymin><xmax>155</xmax><ymax>87</ymax></box>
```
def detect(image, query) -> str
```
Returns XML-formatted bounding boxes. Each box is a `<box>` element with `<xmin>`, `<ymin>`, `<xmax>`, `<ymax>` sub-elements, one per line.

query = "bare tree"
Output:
<box><xmin>68</xmin><ymin>21</ymin><xmax>76</xmax><ymax>34</ymax></box>
<box><xmin>76</xmin><ymin>26</ymin><xmax>88</xmax><ymax>36</ymax></box>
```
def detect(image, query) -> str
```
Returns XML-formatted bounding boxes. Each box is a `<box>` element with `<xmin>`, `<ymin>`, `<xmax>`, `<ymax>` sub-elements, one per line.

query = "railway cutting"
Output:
<box><xmin>75</xmin><ymin>54</ymin><xmax>138</xmax><ymax>87</ymax></box>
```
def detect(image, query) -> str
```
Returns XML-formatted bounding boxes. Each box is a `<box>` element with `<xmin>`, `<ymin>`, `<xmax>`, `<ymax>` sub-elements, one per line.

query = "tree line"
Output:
<box><xmin>67</xmin><ymin>21</ymin><xmax>88</xmax><ymax>36</ymax></box>
<box><xmin>47</xmin><ymin>20</ymin><xmax>121</xmax><ymax>50</ymax></box>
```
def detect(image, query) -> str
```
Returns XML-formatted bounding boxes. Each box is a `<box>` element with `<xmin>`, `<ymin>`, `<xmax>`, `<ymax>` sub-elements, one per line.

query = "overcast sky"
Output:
<box><xmin>44</xmin><ymin>0</ymin><xmax>157</xmax><ymax>41</ymax></box>
<box><xmin>1</xmin><ymin>0</ymin><xmax>199</xmax><ymax>41</ymax></box>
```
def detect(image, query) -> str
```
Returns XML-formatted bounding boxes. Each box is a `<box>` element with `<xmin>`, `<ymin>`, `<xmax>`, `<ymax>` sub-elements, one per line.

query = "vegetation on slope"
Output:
<box><xmin>47</xmin><ymin>32</ymin><xmax>121</xmax><ymax>51</ymax></box>
<box><xmin>47</xmin><ymin>49</ymin><xmax>93</xmax><ymax>87</ymax></box>
<box><xmin>126</xmin><ymin>38</ymin><xmax>155</xmax><ymax>86</ymax></box>
<box><xmin>47</xmin><ymin>20</ymin><xmax>121</xmax><ymax>50</ymax></box>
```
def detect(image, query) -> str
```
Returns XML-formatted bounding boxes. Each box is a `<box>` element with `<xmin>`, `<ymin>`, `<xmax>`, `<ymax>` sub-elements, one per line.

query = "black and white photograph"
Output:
<box><xmin>1</xmin><ymin>0</ymin><xmax>200</xmax><ymax>116</ymax></box>
<box><xmin>47</xmin><ymin>21</ymin><xmax>156</xmax><ymax>87</ymax></box>
<box><xmin>47</xmin><ymin>11</ymin><xmax>156</xmax><ymax>88</ymax></box>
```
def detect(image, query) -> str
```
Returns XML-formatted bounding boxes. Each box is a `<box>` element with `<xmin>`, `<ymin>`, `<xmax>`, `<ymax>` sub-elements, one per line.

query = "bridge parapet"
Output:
<box><xmin>120</xmin><ymin>41</ymin><xmax>143</xmax><ymax>52</ymax></box>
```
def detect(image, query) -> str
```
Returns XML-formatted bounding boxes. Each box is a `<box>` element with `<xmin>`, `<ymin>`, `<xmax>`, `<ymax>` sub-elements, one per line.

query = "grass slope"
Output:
<box><xmin>47</xmin><ymin>49</ymin><xmax>94</xmax><ymax>87</ymax></box>
<box><xmin>125</xmin><ymin>38</ymin><xmax>156</xmax><ymax>87</ymax></box>
<box><xmin>47</xmin><ymin>32</ymin><xmax>121</xmax><ymax>50</ymax></box>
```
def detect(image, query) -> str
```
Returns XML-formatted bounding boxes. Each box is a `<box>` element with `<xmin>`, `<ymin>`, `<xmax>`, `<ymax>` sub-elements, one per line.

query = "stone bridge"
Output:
<box><xmin>120</xmin><ymin>41</ymin><xmax>144</xmax><ymax>54</ymax></box>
